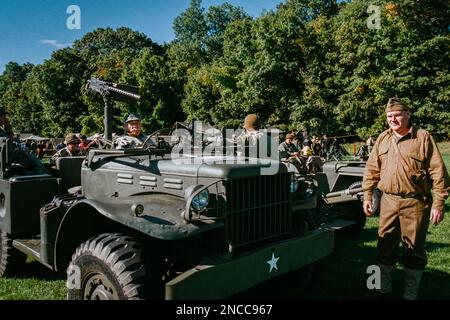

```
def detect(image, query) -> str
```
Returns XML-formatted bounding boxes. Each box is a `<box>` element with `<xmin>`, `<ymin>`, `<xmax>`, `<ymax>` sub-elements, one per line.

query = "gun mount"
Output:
<box><xmin>86</xmin><ymin>78</ymin><xmax>141</xmax><ymax>143</ymax></box>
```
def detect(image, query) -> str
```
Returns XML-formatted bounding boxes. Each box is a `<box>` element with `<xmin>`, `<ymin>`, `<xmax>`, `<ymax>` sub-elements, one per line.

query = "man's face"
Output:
<box><xmin>386</xmin><ymin>110</ymin><xmax>410</xmax><ymax>134</ymax></box>
<box><xmin>126</xmin><ymin>120</ymin><xmax>142</xmax><ymax>137</ymax></box>
<box><xmin>67</xmin><ymin>142</ymin><xmax>79</xmax><ymax>152</ymax></box>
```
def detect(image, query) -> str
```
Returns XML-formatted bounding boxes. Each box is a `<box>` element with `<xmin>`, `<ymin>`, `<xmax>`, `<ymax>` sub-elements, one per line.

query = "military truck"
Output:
<box><xmin>0</xmin><ymin>79</ymin><xmax>368</xmax><ymax>300</ymax></box>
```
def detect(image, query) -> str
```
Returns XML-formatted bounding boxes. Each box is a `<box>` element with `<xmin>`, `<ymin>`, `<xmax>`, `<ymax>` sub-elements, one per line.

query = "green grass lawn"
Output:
<box><xmin>1</xmin><ymin>143</ymin><xmax>449</xmax><ymax>300</ymax></box>
<box><xmin>0</xmin><ymin>260</ymin><xmax>66</xmax><ymax>300</ymax></box>
<box><xmin>295</xmin><ymin>216</ymin><xmax>450</xmax><ymax>300</ymax></box>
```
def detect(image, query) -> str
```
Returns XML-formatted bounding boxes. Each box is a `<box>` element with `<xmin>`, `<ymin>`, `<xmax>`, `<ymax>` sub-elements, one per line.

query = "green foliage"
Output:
<box><xmin>0</xmin><ymin>0</ymin><xmax>448</xmax><ymax>139</ymax></box>
<box><xmin>32</xmin><ymin>48</ymin><xmax>88</xmax><ymax>137</ymax></box>
<box><xmin>121</xmin><ymin>48</ymin><xmax>184</xmax><ymax>132</ymax></box>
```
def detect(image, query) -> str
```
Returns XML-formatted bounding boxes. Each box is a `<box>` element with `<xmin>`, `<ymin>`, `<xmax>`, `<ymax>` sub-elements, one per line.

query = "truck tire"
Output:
<box><xmin>67</xmin><ymin>233</ymin><xmax>151</xmax><ymax>300</ymax></box>
<box><xmin>0</xmin><ymin>231</ymin><xmax>27</xmax><ymax>277</ymax></box>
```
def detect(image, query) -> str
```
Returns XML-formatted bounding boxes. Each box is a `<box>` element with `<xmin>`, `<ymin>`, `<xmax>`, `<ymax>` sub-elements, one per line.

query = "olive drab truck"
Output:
<box><xmin>0</xmin><ymin>78</ymin><xmax>368</xmax><ymax>300</ymax></box>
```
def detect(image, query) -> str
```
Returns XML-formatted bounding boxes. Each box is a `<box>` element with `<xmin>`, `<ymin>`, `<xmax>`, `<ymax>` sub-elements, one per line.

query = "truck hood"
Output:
<box><xmin>90</xmin><ymin>155</ymin><xmax>286</xmax><ymax>179</ymax></box>
<box><xmin>158</xmin><ymin>156</ymin><xmax>285</xmax><ymax>178</ymax></box>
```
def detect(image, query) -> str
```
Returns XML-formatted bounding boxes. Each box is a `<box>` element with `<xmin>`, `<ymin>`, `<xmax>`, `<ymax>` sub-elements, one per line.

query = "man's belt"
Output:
<box><xmin>385</xmin><ymin>192</ymin><xmax>423</xmax><ymax>199</ymax></box>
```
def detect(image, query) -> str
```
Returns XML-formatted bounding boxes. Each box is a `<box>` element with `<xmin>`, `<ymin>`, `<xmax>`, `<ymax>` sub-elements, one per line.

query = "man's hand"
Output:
<box><xmin>363</xmin><ymin>200</ymin><xmax>374</xmax><ymax>217</ymax></box>
<box><xmin>430</xmin><ymin>208</ymin><xmax>444</xmax><ymax>226</ymax></box>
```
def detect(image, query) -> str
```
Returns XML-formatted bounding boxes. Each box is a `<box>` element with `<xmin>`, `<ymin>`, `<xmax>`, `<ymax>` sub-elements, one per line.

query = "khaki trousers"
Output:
<box><xmin>377</xmin><ymin>193</ymin><xmax>430</xmax><ymax>270</ymax></box>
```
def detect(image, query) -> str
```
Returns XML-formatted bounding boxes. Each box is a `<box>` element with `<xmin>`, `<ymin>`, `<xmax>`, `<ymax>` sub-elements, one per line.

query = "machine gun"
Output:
<box><xmin>86</xmin><ymin>78</ymin><xmax>141</xmax><ymax>144</ymax></box>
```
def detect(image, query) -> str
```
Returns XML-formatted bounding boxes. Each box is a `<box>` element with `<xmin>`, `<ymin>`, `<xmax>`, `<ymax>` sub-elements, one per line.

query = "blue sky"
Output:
<box><xmin>0</xmin><ymin>0</ymin><xmax>283</xmax><ymax>73</ymax></box>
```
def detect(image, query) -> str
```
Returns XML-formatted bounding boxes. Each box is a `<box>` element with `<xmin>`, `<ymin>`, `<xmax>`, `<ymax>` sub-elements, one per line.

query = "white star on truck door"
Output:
<box><xmin>267</xmin><ymin>253</ymin><xmax>279</xmax><ymax>272</ymax></box>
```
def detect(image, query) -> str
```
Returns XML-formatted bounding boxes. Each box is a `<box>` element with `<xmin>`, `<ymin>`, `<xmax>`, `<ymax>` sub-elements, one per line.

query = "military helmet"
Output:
<box><xmin>123</xmin><ymin>113</ymin><xmax>141</xmax><ymax>123</ymax></box>
<box><xmin>243</xmin><ymin>114</ymin><xmax>260</xmax><ymax>130</ymax></box>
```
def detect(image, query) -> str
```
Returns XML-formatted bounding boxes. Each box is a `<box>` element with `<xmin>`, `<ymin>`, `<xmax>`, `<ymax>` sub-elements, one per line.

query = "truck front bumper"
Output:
<box><xmin>165</xmin><ymin>229</ymin><xmax>334</xmax><ymax>299</ymax></box>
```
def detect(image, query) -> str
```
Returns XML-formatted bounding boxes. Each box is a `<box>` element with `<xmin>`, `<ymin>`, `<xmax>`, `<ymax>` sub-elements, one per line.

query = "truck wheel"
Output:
<box><xmin>0</xmin><ymin>231</ymin><xmax>27</xmax><ymax>277</ymax></box>
<box><xmin>67</xmin><ymin>233</ymin><xmax>151</xmax><ymax>300</ymax></box>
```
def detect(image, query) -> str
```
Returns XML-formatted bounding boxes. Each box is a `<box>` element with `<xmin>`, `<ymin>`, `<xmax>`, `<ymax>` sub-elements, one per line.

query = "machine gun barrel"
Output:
<box><xmin>106</xmin><ymin>85</ymin><xmax>141</xmax><ymax>100</ymax></box>
<box><xmin>86</xmin><ymin>78</ymin><xmax>141</xmax><ymax>144</ymax></box>
<box><xmin>86</xmin><ymin>78</ymin><xmax>141</xmax><ymax>101</ymax></box>
<box><xmin>323</xmin><ymin>186</ymin><xmax>363</xmax><ymax>205</ymax></box>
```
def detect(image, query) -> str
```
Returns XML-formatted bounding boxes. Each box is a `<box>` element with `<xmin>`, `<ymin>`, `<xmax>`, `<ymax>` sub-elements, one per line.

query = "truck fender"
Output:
<box><xmin>54</xmin><ymin>194</ymin><xmax>223</xmax><ymax>271</ymax></box>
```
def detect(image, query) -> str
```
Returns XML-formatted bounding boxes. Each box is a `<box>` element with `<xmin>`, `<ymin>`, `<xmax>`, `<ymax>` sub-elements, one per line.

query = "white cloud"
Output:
<box><xmin>40</xmin><ymin>40</ymin><xmax>71</xmax><ymax>49</ymax></box>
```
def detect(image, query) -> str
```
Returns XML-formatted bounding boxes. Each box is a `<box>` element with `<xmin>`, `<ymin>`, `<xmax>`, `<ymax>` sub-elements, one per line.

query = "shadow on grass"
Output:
<box><xmin>230</xmin><ymin>227</ymin><xmax>380</xmax><ymax>300</ymax></box>
<box><xmin>13</xmin><ymin>259</ymin><xmax>64</xmax><ymax>281</ymax></box>
<box><xmin>231</xmin><ymin>224</ymin><xmax>450</xmax><ymax>300</ymax></box>
<box><xmin>424</xmin><ymin>241</ymin><xmax>450</xmax><ymax>251</ymax></box>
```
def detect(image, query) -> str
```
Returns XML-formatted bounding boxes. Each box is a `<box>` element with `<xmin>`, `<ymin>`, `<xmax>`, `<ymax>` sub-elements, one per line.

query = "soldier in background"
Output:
<box><xmin>278</xmin><ymin>133</ymin><xmax>306</xmax><ymax>173</ymax></box>
<box><xmin>0</xmin><ymin>105</ymin><xmax>46</xmax><ymax>175</ymax></box>
<box><xmin>115</xmin><ymin>113</ymin><xmax>156</xmax><ymax>149</ymax></box>
<box><xmin>234</xmin><ymin>114</ymin><xmax>263</xmax><ymax>157</ymax></box>
<box><xmin>237</xmin><ymin>114</ymin><xmax>263</xmax><ymax>145</ymax></box>
<box><xmin>51</xmin><ymin>134</ymin><xmax>84</xmax><ymax>163</ymax></box>
<box><xmin>0</xmin><ymin>106</ymin><xmax>14</xmax><ymax>139</ymax></box>
<box><xmin>321</xmin><ymin>134</ymin><xmax>330</xmax><ymax>160</ymax></box>
<box><xmin>366</xmin><ymin>135</ymin><xmax>375</xmax><ymax>154</ymax></box>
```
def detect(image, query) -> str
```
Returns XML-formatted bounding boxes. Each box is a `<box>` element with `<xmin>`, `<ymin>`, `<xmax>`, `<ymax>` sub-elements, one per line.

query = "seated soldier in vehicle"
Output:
<box><xmin>0</xmin><ymin>106</ymin><xmax>47</xmax><ymax>176</ymax></box>
<box><xmin>234</xmin><ymin>114</ymin><xmax>263</xmax><ymax>157</ymax></box>
<box><xmin>0</xmin><ymin>106</ymin><xmax>14</xmax><ymax>139</ymax></box>
<box><xmin>278</xmin><ymin>133</ymin><xmax>306</xmax><ymax>173</ymax></box>
<box><xmin>51</xmin><ymin>134</ymin><xmax>84</xmax><ymax>164</ymax></box>
<box><xmin>114</xmin><ymin>113</ymin><xmax>156</xmax><ymax>149</ymax></box>
<box><xmin>306</xmin><ymin>155</ymin><xmax>323</xmax><ymax>174</ymax></box>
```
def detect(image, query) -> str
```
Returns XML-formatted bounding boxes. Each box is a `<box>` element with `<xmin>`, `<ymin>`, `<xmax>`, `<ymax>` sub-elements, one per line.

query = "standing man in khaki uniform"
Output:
<box><xmin>363</xmin><ymin>98</ymin><xmax>450</xmax><ymax>300</ymax></box>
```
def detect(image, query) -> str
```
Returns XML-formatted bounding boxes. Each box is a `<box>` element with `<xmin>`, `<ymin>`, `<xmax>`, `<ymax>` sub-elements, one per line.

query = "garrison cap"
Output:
<box><xmin>123</xmin><ymin>113</ymin><xmax>141</xmax><ymax>123</ymax></box>
<box><xmin>385</xmin><ymin>98</ymin><xmax>410</xmax><ymax>113</ymax></box>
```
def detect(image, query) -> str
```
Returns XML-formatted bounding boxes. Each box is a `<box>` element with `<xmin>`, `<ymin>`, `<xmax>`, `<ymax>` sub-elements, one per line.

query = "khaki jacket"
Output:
<box><xmin>363</xmin><ymin>125</ymin><xmax>450</xmax><ymax>211</ymax></box>
<box><xmin>51</xmin><ymin>147</ymin><xmax>84</xmax><ymax>163</ymax></box>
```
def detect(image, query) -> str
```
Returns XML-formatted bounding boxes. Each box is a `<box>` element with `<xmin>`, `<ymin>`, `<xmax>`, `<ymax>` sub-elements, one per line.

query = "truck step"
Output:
<box><xmin>12</xmin><ymin>239</ymin><xmax>52</xmax><ymax>269</ymax></box>
<box><xmin>321</xmin><ymin>218</ymin><xmax>355</xmax><ymax>230</ymax></box>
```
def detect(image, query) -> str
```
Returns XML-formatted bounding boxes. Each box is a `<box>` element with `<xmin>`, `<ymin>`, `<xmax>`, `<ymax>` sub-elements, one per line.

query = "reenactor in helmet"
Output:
<box><xmin>114</xmin><ymin>113</ymin><xmax>156</xmax><ymax>149</ymax></box>
<box><xmin>234</xmin><ymin>114</ymin><xmax>263</xmax><ymax>157</ymax></box>
<box><xmin>236</xmin><ymin>114</ymin><xmax>262</xmax><ymax>144</ymax></box>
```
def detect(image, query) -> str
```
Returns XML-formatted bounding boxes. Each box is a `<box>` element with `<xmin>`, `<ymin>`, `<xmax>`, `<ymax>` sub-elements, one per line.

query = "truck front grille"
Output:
<box><xmin>225</xmin><ymin>173</ymin><xmax>291</xmax><ymax>251</ymax></box>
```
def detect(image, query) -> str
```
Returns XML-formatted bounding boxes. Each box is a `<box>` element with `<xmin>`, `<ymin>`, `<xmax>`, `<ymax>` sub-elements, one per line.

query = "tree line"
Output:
<box><xmin>0</xmin><ymin>0</ymin><xmax>448</xmax><ymax>139</ymax></box>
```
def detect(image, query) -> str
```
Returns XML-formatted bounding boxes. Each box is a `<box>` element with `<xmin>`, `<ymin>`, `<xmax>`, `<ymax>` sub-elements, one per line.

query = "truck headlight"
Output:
<box><xmin>191</xmin><ymin>189</ymin><xmax>209</xmax><ymax>211</ymax></box>
<box><xmin>290</xmin><ymin>175</ymin><xmax>299</xmax><ymax>193</ymax></box>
